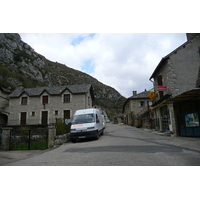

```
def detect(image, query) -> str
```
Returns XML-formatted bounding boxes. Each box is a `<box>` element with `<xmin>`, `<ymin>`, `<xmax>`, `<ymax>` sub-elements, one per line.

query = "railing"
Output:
<box><xmin>10</xmin><ymin>128</ymin><xmax>48</xmax><ymax>150</ymax></box>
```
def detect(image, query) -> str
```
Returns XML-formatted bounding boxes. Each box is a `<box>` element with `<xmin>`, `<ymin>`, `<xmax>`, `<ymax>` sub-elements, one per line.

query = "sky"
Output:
<box><xmin>19</xmin><ymin>33</ymin><xmax>187</xmax><ymax>98</ymax></box>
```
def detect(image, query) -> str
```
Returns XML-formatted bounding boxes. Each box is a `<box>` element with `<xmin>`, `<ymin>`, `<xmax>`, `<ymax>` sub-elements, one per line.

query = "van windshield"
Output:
<box><xmin>72</xmin><ymin>114</ymin><xmax>95</xmax><ymax>124</ymax></box>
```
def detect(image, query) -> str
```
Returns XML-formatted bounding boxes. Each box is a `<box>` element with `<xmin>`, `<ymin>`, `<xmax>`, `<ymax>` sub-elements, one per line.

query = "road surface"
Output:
<box><xmin>2</xmin><ymin>123</ymin><xmax>200</xmax><ymax>166</ymax></box>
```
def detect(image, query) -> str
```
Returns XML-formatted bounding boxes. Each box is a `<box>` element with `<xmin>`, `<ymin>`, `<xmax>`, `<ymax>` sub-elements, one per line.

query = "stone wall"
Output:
<box><xmin>1</xmin><ymin>127</ymin><xmax>12</xmax><ymax>150</ymax></box>
<box><xmin>54</xmin><ymin>134</ymin><xmax>69</xmax><ymax>145</ymax></box>
<box><xmin>1</xmin><ymin>125</ymin><xmax>56</xmax><ymax>150</ymax></box>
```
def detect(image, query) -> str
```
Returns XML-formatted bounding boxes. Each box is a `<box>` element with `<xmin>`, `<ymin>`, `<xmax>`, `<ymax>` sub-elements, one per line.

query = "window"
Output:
<box><xmin>42</xmin><ymin>95</ymin><xmax>48</xmax><ymax>104</ymax></box>
<box><xmin>157</xmin><ymin>75</ymin><xmax>164</xmax><ymax>98</ymax></box>
<box><xmin>21</xmin><ymin>97</ymin><xmax>27</xmax><ymax>105</ymax></box>
<box><xmin>96</xmin><ymin>114</ymin><xmax>99</xmax><ymax>123</ymax></box>
<box><xmin>64</xmin><ymin>110</ymin><xmax>70</xmax><ymax>119</ymax></box>
<box><xmin>147</xmin><ymin>101</ymin><xmax>152</xmax><ymax>110</ymax></box>
<box><xmin>157</xmin><ymin>75</ymin><xmax>163</xmax><ymax>86</ymax></box>
<box><xmin>140</xmin><ymin>101</ymin><xmax>145</xmax><ymax>107</ymax></box>
<box><xmin>31</xmin><ymin>112</ymin><xmax>35</xmax><ymax>116</ymax></box>
<box><xmin>72</xmin><ymin>114</ymin><xmax>95</xmax><ymax>124</ymax></box>
<box><xmin>88</xmin><ymin>96</ymin><xmax>90</xmax><ymax>106</ymax></box>
<box><xmin>55</xmin><ymin>110</ymin><xmax>58</xmax><ymax>115</ymax></box>
<box><xmin>63</xmin><ymin>94</ymin><xmax>70</xmax><ymax>103</ymax></box>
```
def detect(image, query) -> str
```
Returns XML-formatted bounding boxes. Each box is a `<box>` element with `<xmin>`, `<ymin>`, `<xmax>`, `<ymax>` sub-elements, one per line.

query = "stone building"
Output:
<box><xmin>6</xmin><ymin>84</ymin><xmax>94</xmax><ymax>126</ymax></box>
<box><xmin>123</xmin><ymin>89</ymin><xmax>152</xmax><ymax>128</ymax></box>
<box><xmin>0</xmin><ymin>87</ymin><xmax>11</xmax><ymax>126</ymax></box>
<box><xmin>149</xmin><ymin>33</ymin><xmax>200</xmax><ymax>136</ymax></box>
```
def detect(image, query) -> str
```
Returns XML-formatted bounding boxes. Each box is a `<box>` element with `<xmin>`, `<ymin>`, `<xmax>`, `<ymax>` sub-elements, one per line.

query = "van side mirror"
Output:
<box><xmin>96</xmin><ymin>119</ymin><xmax>100</xmax><ymax>123</ymax></box>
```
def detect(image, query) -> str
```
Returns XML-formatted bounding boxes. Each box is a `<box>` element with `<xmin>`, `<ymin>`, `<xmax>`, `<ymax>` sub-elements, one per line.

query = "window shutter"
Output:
<box><xmin>42</xmin><ymin>96</ymin><xmax>48</xmax><ymax>104</ymax></box>
<box><xmin>21</xmin><ymin>97</ymin><xmax>27</xmax><ymax>105</ymax></box>
<box><xmin>64</xmin><ymin>94</ymin><xmax>70</xmax><ymax>103</ymax></box>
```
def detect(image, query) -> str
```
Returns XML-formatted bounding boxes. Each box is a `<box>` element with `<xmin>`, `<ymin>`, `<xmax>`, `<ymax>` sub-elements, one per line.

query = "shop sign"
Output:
<box><xmin>157</xmin><ymin>86</ymin><xmax>167</xmax><ymax>91</ymax></box>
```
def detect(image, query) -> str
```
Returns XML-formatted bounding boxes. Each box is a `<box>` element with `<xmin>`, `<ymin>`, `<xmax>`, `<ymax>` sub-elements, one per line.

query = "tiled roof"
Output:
<box><xmin>9</xmin><ymin>84</ymin><xmax>93</xmax><ymax>98</ymax></box>
<box><xmin>122</xmin><ymin>90</ymin><xmax>150</xmax><ymax>113</ymax></box>
<box><xmin>129</xmin><ymin>90</ymin><xmax>150</xmax><ymax>99</ymax></box>
<box><xmin>0</xmin><ymin>87</ymin><xmax>12</xmax><ymax>94</ymax></box>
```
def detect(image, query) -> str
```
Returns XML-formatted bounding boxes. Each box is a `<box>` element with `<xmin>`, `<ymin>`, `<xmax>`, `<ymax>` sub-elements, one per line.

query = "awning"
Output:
<box><xmin>151</xmin><ymin>94</ymin><xmax>171</xmax><ymax>108</ymax></box>
<box><xmin>168</xmin><ymin>88</ymin><xmax>200</xmax><ymax>102</ymax></box>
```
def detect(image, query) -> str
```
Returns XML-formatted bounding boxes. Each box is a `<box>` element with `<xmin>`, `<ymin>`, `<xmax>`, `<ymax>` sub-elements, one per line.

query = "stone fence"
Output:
<box><xmin>54</xmin><ymin>134</ymin><xmax>70</xmax><ymax>145</ymax></box>
<box><xmin>1</xmin><ymin>125</ymin><xmax>57</xmax><ymax>151</ymax></box>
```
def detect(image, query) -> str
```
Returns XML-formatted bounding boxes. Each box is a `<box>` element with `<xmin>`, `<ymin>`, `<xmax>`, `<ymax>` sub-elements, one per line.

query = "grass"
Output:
<box><xmin>10</xmin><ymin>141</ymin><xmax>48</xmax><ymax>150</ymax></box>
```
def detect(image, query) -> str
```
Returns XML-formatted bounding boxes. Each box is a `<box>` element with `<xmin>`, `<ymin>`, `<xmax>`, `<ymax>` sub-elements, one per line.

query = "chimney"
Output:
<box><xmin>7</xmin><ymin>87</ymin><xmax>12</xmax><ymax>92</ymax></box>
<box><xmin>132</xmin><ymin>91</ymin><xmax>137</xmax><ymax>96</ymax></box>
<box><xmin>17</xmin><ymin>84</ymin><xmax>24</xmax><ymax>90</ymax></box>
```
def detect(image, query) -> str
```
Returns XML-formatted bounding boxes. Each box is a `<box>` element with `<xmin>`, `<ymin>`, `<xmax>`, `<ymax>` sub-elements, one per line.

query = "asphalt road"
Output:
<box><xmin>2</xmin><ymin>123</ymin><xmax>200</xmax><ymax>166</ymax></box>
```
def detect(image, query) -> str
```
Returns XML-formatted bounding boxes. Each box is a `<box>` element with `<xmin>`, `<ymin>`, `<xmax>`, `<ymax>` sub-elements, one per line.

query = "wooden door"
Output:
<box><xmin>20</xmin><ymin>112</ymin><xmax>27</xmax><ymax>125</ymax></box>
<box><xmin>41</xmin><ymin>111</ymin><xmax>48</xmax><ymax>125</ymax></box>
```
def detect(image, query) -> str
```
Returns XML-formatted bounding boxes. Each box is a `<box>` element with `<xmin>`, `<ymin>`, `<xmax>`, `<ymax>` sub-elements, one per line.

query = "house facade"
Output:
<box><xmin>0</xmin><ymin>87</ymin><xmax>11</xmax><ymax>126</ymax></box>
<box><xmin>149</xmin><ymin>33</ymin><xmax>200</xmax><ymax>136</ymax></box>
<box><xmin>5</xmin><ymin>84</ymin><xmax>94</xmax><ymax>126</ymax></box>
<box><xmin>123</xmin><ymin>89</ymin><xmax>152</xmax><ymax>128</ymax></box>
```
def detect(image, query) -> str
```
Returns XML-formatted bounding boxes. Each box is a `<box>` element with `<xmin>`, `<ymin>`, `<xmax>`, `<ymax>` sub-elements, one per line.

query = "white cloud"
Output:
<box><xmin>19</xmin><ymin>33</ymin><xmax>187</xmax><ymax>98</ymax></box>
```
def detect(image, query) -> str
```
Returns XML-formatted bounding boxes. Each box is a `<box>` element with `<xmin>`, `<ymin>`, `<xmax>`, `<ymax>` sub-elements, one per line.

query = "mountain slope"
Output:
<box><xmin>0</xmin><ymin>33</ymin><xmax>125</xmax><ymax>117</ymax></box>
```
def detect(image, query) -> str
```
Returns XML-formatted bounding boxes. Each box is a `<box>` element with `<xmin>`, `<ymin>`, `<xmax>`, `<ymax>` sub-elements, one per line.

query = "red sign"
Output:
<box><xmin>157</xmin><ymin>86</ymin><xmax>167</xmax><ymax>91</ymax></box>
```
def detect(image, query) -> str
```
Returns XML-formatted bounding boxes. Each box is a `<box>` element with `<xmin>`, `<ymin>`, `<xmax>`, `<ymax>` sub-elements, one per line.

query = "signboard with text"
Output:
<box><xmin>157</xmin><ymin>86</ymin><xmax>167</xmax><ymax>91</ymax></box>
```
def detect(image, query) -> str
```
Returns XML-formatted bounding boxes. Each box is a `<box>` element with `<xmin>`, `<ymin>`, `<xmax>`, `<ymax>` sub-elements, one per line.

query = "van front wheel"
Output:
<box><xmin>71</xmin><ymin>139</ymin><xmax>76</xmax><ymax>143</ymax></box>
<box><xmin>95</xmin><ymin>131</ymin><xmax>99</xmax><ymax>140</ymax></box>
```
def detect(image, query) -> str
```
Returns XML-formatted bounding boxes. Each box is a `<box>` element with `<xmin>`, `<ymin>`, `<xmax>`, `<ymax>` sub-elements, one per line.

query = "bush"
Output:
<box><xmin>56</xmin><ymin>118</ymin><xmax>71</xmax><ymax>135</ymax></box>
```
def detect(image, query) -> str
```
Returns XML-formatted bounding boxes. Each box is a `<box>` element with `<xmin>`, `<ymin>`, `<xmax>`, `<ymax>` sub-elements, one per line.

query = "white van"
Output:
<box><xmin>101</xmin><ymin>114</ymin><xmax>106</xmax><ymax>129</ymax></box>
<box><xmin>69</xmin><ymin>108</ymin><xmax>104</xmax><ymax>142</ymax></box>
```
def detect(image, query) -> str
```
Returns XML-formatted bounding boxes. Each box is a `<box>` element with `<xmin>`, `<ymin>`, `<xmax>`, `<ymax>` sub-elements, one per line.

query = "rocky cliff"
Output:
<box><xmin>0</xmin><ymin>33</ymin><xmax>125</xmax><ymax>117</ymax></box>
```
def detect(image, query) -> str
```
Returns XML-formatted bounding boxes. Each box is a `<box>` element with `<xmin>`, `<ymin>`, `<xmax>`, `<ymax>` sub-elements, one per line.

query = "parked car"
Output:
<box><xmin>69</xmin><ymin>108</ymin><xmax>104</xmax><ymax>143</ymax></box>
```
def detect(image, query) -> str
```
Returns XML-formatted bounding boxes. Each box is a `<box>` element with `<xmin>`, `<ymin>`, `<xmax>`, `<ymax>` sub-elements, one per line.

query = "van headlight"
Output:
<box><xmin>71</xmin><ymin>129</ymin><xmax>76</xmax><ymax>131</ymax></box>
<box><xmin>87</xmin><ymin>126</ymin><xmax>95</xmax><ymax>130</ymax></box>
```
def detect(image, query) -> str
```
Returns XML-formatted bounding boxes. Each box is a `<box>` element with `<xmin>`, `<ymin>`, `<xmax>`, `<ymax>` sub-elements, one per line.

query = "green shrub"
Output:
<box><xmin>56</xmin><ymin>118</ymin><xmax>71</xmax><ymax>135</ymax></box>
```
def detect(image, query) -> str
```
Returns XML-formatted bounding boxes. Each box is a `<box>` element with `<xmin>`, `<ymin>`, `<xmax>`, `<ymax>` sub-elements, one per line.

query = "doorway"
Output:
<box><xmin>41</xmin><ymin>111</ymin><xmax>48</xmax><ymax>125</ymax></box>
<box><xmin>20</xmin><ymin>112</ymin><xmax>27</xmax><ymax>125</ymax></box>
<box><xmin>160</xmin><ymin>106</ymin><xmax>170</xmax><ymax>131</ymax></box>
